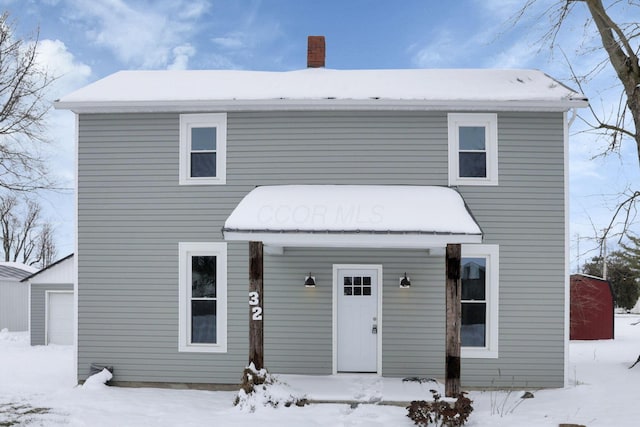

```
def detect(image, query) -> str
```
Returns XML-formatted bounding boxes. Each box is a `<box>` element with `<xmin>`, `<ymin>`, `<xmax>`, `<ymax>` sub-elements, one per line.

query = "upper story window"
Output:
<box><xmin>448</xmin><ymin>113</ymin><xmax>498</xmax><ymax>186</ymax></box>
<box><xmin>461</xmin><ymin>244</ymin><xmax>499</xmax><ymax>359</ymax></box>
<box><xmin>179</xmin><ymin>113</ymin><xmax>227</xmax><ymax>185</ymax></box>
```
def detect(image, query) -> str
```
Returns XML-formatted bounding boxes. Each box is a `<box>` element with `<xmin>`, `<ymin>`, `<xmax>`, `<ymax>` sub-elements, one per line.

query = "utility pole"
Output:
<box><xmin>602</xmin><ymin>235</ymin><xmax>608</xmax><ymax>280</ymax></box>
<box><xmin>576</xmin><ymin>233</ymin><xmax>580</xmax><ymax>273</ymax></box>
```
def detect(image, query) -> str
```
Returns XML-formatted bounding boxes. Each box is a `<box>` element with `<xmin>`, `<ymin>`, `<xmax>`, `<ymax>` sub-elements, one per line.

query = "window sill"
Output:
<box><xmin>179</xmin><ymin>177</ymin><xmax>226</xmax><ymax>186</ymax></box>
<box><xmin>450</xmin><ymin>177</ymin><xmax>498</xmax><ymax>186</ymax></box>
<box><xmin>461</xmin><ymin>347</ymin><xmax>498</xmax><ymax>359</ymax></box>
<box><xmin>178</xmin><ymin>343</ymin><xmax>227</xmax><ymax>353</ymax></box>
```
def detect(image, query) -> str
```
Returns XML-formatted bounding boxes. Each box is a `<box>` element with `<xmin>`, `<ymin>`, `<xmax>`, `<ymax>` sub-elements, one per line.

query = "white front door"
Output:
<box><xmin>47</xmin><ymin>292</ymin><xmax>74</xmax><ymax>345</ymax></box>
<box><xmin>336</xmin><ymin>267</ymin><xmax>379</xmax><ymax>372</ymax></box>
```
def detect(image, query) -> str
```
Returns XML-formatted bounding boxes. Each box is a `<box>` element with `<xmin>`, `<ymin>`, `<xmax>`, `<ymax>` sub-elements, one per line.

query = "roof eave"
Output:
<box><xmin>20</xmin><ymin>253</ymin><xmax>74</xmax><ymax>282</ymax></box>
<box><xmin>222</xmin><ymin>230</ymin><xmax>483</xmax><ymax>249</ymax></box>
<box><xmin>54</xmin><ymin>97</ymin><xmax>589</xmax><ymax>114</ymax></box>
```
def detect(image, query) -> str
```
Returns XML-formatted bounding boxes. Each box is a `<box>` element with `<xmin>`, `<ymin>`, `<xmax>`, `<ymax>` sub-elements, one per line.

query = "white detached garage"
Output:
<box><xmin>0</xmin><ymin>263</ymin><xmax>37</xmax><ymax>331</ymax></box>
<box><xmin>22</xmin><ymin>254</ymin><xmax>74</xmax><ymax>345</ymax></box>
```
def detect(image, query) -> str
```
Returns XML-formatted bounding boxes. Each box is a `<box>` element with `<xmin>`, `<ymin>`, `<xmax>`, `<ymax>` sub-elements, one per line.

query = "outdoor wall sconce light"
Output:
<box><xmin>399</xmin><ymin>272</ymin><xmax>411</xmax><ymax>288</ymax></box>
<box><xmin>305</xmin><ymin>273</ymin><xmax>316</xmax><ymax>287</ymax></box>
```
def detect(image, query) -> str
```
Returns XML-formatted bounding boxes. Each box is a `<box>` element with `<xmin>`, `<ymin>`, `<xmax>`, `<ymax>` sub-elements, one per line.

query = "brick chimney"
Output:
<box><xmin>307</xmin><ymin>36</ymin><xmax>325</xmax><ymax>68</ymax></box>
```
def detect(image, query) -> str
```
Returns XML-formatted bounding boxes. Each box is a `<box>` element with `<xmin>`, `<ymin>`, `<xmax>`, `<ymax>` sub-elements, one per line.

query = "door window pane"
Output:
<box><xmin>343</xmin><ymin>277</ymin><xmax>352</xmax><ymax>295</ymax></box>
<box><xmin>343</xmin><ymin>276</ymin><xmax>372</xmax><ymax>297</ymax></box>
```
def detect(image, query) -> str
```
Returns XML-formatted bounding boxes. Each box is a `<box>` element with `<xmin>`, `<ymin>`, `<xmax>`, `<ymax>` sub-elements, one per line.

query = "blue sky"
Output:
<box><xmin>3</xmin><ymin>0</ymin><xmax>639</xmax><ymax>268</ymax></box>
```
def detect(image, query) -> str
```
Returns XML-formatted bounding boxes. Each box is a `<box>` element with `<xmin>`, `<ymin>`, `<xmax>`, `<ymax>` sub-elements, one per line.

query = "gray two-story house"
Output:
<box><xmin>56</xmin><ymin>38</ymin><xmax>587</xmax><ymax>389</ymax></box>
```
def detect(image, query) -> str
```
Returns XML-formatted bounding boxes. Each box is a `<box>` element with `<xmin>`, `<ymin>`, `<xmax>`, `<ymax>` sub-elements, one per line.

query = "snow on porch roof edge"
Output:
<box><xmin>222</xmin><ymin>185</ymin><xmax>483</xmax><ymax>248</ymax></box>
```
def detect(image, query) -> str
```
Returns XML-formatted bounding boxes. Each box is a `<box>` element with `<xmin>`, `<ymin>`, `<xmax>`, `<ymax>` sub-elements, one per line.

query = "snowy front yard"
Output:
<box><xmin>1</xmin><ymin>315</ymin><xmax>639</xmax><ymax>426</ymax></box>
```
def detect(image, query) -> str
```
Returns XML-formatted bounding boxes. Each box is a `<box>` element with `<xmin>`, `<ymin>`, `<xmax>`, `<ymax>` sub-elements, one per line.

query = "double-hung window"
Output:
<box><xmin>179</xmin><ymin>242</ymin><xmax>227</xmax><ymax>352</ymax></box>
<box><xmin>448</xmin><ymin>113</ymin><xmax>498</xmax><ymax>185</ymax></box>
<box><xmin>179</xmin><ymin>113</ymin><xmax>227</xmax><ymax>185</ymax></box>
<box><xmin>461</xmin><ymin>244</ymin><xmax>499</xmax><ymax>358</ymax></box>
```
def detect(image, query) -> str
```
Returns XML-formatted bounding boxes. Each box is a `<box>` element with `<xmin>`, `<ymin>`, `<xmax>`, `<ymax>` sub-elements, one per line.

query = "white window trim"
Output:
<box><xmin>179</xmin><ymin>113</ymin><xmax>227</xmax><ymax>185</ymax></box>
<box><xmin>448</xmin><ymin>113</ymin><xmax>498</xmax><ymax>186</ymax></box>
<box><xmin>178</xmin><ymin>242</ymin><xmax>228</xmax><ymax>353</ymax></box>
<box><xmin>461</xmin><ymin>244</ymin><xmax>499</xmax><ymax>359</ymax></box>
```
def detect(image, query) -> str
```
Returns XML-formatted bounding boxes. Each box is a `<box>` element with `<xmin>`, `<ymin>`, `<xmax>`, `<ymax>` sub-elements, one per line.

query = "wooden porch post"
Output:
<box><xmin>445</xmin><ymin>243</ymin><xmax>462</xmax><ymax>397</ymax></box>
<box><xmin>249</xmin><ymin>241</ymin><xmax>264</xmax><ymax>370</ymax></box>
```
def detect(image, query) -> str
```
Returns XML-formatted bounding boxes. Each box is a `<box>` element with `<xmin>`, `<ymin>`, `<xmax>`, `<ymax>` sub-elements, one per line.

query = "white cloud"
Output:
<box><xmin>64</xmin><ymin>0</ymin><xmax>210</xmax><ymax>69</ymax></box>
<box><xmin>177</xmin><ymin>0</ymin><xmax>209</xmax><ymax>20</ymax></box>
<box><xmin>476</xmin><ymin>0</ymin><xmax>533</xmax><ymax>22</ymax></box>
<box><xmin>167</xmin><ymin>44</ymin><xmax>196</xmax><ymax>70</ymax></box>
<box><xmin>486</xmin><ymin>38</ymin><xmax>540</xmax><ymax>69</ymax></box>
<box><xmin>28</xmin><ymin>39</ymin><xmax>89</xmax><ymax>254</ymax></box>
<box><xmin>212</xmin><ymin>35</ymin><xmax>245</xmax><ymax>50</ymax></box>
<box><xmin>34</xmin><ymin>39</ymin><xmax>88</xmax><ymax>206</ymax></box>
<box><xmin>409</xmin><ymin>30</ymin><xmax>461</xmax><ymax>68</ymax></box>
<box><xmin>35</xmin><ymin>39</ymin><xmax>92</xmax><ymax>99</ymax></box>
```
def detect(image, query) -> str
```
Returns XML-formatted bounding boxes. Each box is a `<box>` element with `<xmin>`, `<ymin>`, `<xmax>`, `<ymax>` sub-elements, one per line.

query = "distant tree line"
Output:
<box><xmin>581</xmin><ymin>234</ymin><xmax>640</xmax><ymax>310</ymax></box>
<box><xmin>0</xmin><ymin>194</ymin><xmax>56</xmax><ymax>268</ymax></box>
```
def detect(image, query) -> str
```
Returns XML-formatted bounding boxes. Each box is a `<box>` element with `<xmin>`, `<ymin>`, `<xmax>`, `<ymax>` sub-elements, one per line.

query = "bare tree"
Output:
<box><xmin>516</xmin><ymin>0</ymin><xmax>640</xmax><ymax>238</ymax></box>
<box><xmin>31</xmin><ymin>222</ymin><xmax>55</xmax><ymax>267</ymax></box>
<box><xmin>516</xmin><ymin>0</ymin><xmax>640</xmax><ymax>367</ymax></box>
<box><xmin>0</xmin><ymin>11</ymin><xmax>54</xmax><ymax>191</ymax></box>
<box><xmin>0</xmin><ymin>193</ymin><xmax>56</xmax><ymax>268</ymax></box>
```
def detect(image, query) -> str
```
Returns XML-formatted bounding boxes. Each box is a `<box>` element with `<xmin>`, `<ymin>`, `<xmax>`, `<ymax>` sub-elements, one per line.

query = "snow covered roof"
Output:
<box><xmin>222</xmin><ymin>185</ymin><xmax>482</xmax><ymax>248</ymax></box>
<box><xmin>0</xmin><ymin>262</ymin><xmax>38</xmax><ymax>281</ymax></box>
<box><xmin>55</xmin><ymin>68</ymin><xmax>587</xmax><ymax>113</ymax></box>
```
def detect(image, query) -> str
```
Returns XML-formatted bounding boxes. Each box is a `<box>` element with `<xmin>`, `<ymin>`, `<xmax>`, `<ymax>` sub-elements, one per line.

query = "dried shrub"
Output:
<box><xmin>233</xmin><ymin>364</ymin><xmax>307</xmax><ymax>411</ymax></box>
<box><xmin>407</xmin><ymin>390</ymin><xmax>473</xmax><ymax>427</ymax></box>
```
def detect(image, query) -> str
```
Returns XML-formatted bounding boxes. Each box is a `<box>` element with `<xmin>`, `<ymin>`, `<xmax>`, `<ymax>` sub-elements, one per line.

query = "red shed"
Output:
<box><xmin>570</xmin><ymin>274</ymin><xmax>615</xmax><ymax>340</ymax></box>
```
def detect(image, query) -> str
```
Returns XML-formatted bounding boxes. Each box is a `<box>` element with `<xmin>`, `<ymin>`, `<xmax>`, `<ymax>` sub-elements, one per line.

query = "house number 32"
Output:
<box><xmin>249</xmin><ymin>291</ymin><xmax>262</xmax><ymax>321</ymax></box>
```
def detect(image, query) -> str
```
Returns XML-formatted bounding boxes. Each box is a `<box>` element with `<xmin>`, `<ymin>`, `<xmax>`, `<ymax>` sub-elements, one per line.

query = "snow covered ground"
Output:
<box><xmin>1</xmin><ymin>315</ymin><xmax>639</xmax><ymax>426</ymax></box>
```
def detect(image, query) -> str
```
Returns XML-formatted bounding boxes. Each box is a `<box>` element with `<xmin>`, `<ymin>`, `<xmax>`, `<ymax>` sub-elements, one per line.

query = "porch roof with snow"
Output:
<box><xmin>54</xmin><ymin>68</ymin><xmax>588</xmax><ymax>113</ymax></box>
<box><xmin>222</xmin><ymin>185</ymin><xmax>482</xmax><ymax>248</ymax></box>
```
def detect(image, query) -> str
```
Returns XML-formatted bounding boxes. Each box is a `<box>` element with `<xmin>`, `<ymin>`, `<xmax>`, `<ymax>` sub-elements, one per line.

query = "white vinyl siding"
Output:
<box><xmin>178</xmin><ymin>242</ymin><xmax>227</xmax><ymax>353</ymax></box>
<box><xmin>0</xmin><ymin>280</ymin><xmax>29</xmax><ymax>331</ymax></box>
<box><xmin>179</xmin><ymin>113</ymin><xmax>227</xmax><ymax>185</ymax></box>
<box><xmin>448</xmin><ymin>113</ymin><xmax>498</xmax><ymax>185</ymax></box>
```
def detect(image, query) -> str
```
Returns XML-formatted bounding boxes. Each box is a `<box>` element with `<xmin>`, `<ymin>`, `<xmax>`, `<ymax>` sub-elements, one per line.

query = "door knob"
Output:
<box><xmin>372</xmin><ymin>325</ymin><xmax>378</xmax><ymax>334</ymax></box>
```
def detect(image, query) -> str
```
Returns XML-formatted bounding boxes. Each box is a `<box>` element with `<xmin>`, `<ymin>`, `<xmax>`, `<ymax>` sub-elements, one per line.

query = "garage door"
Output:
<box><xmin>47</xmin><ymin>292</ymin><xmax>73</xmax><ymax>345</ymax></box>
